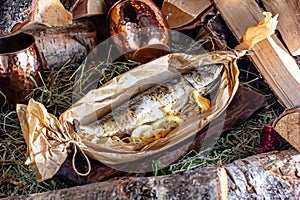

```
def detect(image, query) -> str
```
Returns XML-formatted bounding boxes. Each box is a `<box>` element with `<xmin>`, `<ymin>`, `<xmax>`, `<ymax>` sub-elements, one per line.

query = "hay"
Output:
<box><xmin>0</xmin><ymin>110</ymin><xmax>68</xmax><ymax>197</ymax></box>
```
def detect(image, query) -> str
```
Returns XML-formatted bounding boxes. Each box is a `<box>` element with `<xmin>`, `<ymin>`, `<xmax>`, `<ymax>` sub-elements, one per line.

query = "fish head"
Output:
<box><xmin>184</xmin><ymin>64</ymin><xmax>224</xmax><ymax>94</ymax></box>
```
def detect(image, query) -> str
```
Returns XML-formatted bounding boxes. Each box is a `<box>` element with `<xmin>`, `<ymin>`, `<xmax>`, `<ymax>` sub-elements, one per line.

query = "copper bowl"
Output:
<box><xmin>0</xmin><ymin>33</ymin><xmax>43</xmax><ymax>107</ymax></box>
<box><xmin>108</xmin><ymin>0</ymin><xmax>170</xmax><ymax>63</ymax></box>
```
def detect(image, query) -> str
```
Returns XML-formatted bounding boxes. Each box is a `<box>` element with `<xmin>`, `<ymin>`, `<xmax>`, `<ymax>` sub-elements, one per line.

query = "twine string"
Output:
<box><xmin>70</xmin><ymin>142</ymin><xmax>92</xmax><ymax>176</ymax></box>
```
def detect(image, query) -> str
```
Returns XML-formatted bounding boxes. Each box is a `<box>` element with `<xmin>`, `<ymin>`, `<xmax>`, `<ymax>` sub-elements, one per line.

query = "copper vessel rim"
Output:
<box><xmin>107</xmin><ymin>0</ymin><xmax>125</xmax><ymax>17</ymax></box>
<box><xmin>107</xmin><ymin>0</ymin><xmax>156</xmax><ymax>20</ymax></box>
<box><xmin>0</xmin><ymin>33</ymin><xmax>36</xmax><ymax>56</ymax></box>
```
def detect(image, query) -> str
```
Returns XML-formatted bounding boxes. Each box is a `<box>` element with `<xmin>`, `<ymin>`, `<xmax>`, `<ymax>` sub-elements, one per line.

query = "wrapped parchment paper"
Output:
<box><xmin>17</xmin><ymin>12</ymin><xmax>278</xmax><ymax>181</ymax></box>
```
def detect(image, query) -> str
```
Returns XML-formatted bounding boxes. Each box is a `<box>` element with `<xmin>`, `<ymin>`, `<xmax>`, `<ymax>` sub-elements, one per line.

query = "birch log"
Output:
<box><xmin>5</xmin><ymin>149</ymin><xmax>300</xmax><ymax>200</ymax></box>
<box><xmin>29</xmin><ymin>19</ymin><xmax>97</xmax><ymax>68</ymax></box>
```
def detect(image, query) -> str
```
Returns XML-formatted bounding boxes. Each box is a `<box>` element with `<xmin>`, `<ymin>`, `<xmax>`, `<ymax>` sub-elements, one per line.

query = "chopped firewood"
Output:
<box><xmin>214</xmin><ymin>0</ymin><xmax>300</xmax><ymax>108</ymax></box>
<box><xmin>174</xmin><ymin>5</ymin><xmax>215</xmax><ymax>31</ymax></box>
<box><xmin>161</xmin><ymin>0</ymin><xmax>211</xmax><ymax>29</ymax></box>
<box><xmin>6</xmin><ymin>149</ymin><xmax>300</xmax><ymax>199</ymax></box>
<box><xmin>261</xmin><ymin>0</ymin><xmax>300</xmax><ymax>56</ymax></box>
<box><xmin>71</xmin><ymin>0</ymin><xmax>107</xmax><ymax>19</ymax></box>
<box><xmin>29</xmin><ymin>19</ymin><xmax>97</xmax><ymax>68</ymax></box>
<box><xmin>0</xmin><ymin>0</ymin><xmax>73</xmax><ymax>36</ymax></box>
<box><xmin>31</xmin><ymin>0</ymin><xmax>72</xmax><ymax>27</ymax></box>
<box><xmin>274</xmin><ymin>107</ymin><xmax>300</xmax><ymax>152</ymax></box>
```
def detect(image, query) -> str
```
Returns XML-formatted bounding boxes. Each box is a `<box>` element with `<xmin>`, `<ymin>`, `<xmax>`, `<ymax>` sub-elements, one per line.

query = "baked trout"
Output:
<box><xmin>79</xmin><ymin>64</ymin><xmax>223</xmax><ymax>143</ymax></box>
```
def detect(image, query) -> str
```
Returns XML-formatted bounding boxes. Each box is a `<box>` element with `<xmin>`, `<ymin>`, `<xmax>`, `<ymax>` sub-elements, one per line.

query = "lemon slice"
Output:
<box><xmin>141</xmin><ymin>129</ymin><xmax>169</xmax><ymax>142</ymax></box>
<box><xmin>193</xmin><ymin>90</ymin><xmax>211</xmax><ymax>113</ymax></box>
<box><xmin>131</xmin><ymin>125</ymin><xmax>153</xmax><ymax>140</ymax></box>
<box><xmin>130</xmin><ymin>116</ymin><xmax>182</xmax><ymax>142</ymax></box>
<box><xmin>152</xmin><ymin>115</ymin><xmax>183</xmax><ymax>130</ymax></box>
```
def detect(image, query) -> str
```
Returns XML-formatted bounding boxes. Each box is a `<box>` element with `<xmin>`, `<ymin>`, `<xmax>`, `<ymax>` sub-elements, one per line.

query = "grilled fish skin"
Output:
<box><xmin>79</xmin><ymin>64</ymin><xmax>223</xmax><ymax>142</ymax></box>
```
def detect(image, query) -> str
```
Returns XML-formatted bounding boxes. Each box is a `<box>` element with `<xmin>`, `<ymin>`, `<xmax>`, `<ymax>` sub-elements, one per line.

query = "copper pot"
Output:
<box><xmin>108</xmin><ymin>0</ymin><xmax>170</xmax><ymax>63</ymax></box>
<box><xmin>0</xmin><ymin>33</ymin><xmax>43</xmax><ymax>108</ymax></box>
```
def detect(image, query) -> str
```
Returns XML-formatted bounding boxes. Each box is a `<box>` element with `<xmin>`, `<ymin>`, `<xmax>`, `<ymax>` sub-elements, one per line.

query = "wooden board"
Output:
<box><xmin>261</xmin><ymin>0</ymin><xmax>300</xmax><ymax>56</ymax></box>
<box><xmin>6</xmin><ymin>149</ymin><xmax>300</xmax><ymax>199</ymax></box>
<box><xmin>55</xmin><ymin>86</ymin><xmax>266</xmax><ymax>185</ymax></box>
<box><xmin>214</xmin><ymin>0</ymin><xmax>300</xmax><ymax>108</ymax></box>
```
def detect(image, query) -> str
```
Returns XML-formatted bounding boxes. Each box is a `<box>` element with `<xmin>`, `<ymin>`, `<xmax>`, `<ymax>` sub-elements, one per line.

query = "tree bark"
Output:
<box><xmin>0</xmin><ymin>0</ymin><xmax>33</xmax><ymax>35</ymax></box>
<box><xmin>5</xmin><ymin>149</ymin><xmax>300</xmax><ymax>200</ymax></box>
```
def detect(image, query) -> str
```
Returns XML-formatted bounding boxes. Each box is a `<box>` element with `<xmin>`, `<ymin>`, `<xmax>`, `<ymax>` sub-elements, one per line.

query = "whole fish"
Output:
<box><xmin>79</xmin><ymin>64</ymin><xmax>223</xmax><ymax>143</ymax></box>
